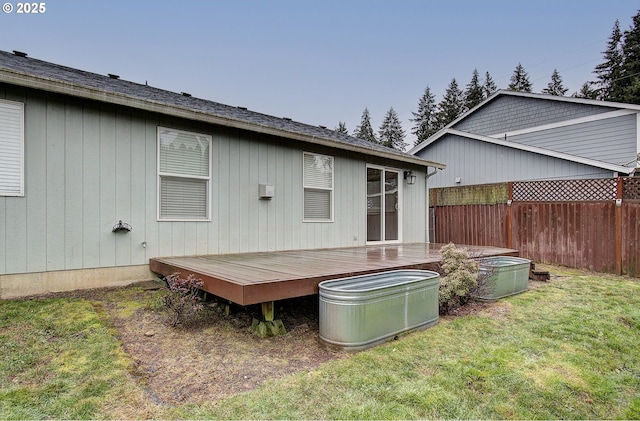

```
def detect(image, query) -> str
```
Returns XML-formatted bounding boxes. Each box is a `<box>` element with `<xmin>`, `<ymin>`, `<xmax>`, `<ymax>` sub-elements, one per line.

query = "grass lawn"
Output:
<box><xmin>1</xmin><ymin>264</ymin><xmax>639</xmax><ymax>419</ymax></box>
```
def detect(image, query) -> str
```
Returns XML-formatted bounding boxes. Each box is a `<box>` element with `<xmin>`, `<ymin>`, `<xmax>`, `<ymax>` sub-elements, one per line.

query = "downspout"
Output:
<box><xmin>425</xmin><ymin>166</ymin><xmax>439</xmax><ymax>243</ymax></box>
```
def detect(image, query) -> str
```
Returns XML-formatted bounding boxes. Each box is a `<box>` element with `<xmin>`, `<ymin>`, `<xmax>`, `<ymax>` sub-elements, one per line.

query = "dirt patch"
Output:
<box><xmin>25</xmin><ymin>276</ymin><xmax>552</xmax><ymax>405</ymax></box>
<box><xmin>109</xmin><ymin>292</ymin><xmax>344</xmax><ymax>404</ymax></box>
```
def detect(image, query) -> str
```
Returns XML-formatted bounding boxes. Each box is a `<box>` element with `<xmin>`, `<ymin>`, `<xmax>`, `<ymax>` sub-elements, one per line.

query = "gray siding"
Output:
<box><xmin>455</xmin><ymin>96</ymin><xmax>619</xmax><ymax>136</ymax></box>
<box><xmin>418</xmin><ymin>134</ymin><xmax>614</xmax><ymax>188</ymax></box>
<box><xmin>0</xmin><ymin>86</ymin><xmax>426</xmax><ymax>275</ymax></box>
<box><xmin>506</xmin><ymin>113</ymin><xmax>637</xmax><ymax>166</ymax></box>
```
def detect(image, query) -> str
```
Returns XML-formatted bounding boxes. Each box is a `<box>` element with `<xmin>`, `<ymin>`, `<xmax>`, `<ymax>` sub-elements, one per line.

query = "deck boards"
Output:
<box><xmin>149</xmin><ymin>243</ymin><xmax>519</xmax><ymax>305</ymax></box>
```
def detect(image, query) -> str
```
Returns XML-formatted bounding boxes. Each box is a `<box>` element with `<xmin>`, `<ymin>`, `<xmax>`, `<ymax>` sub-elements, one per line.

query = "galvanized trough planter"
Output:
<box><xmin>318</xmin><ymin>270</ymin><xmax>440</xmax><ymax>352</ymax></box>
<box><xmin>473</xmin><ymin>256</ymin><xmax>531</xmax><ymax>301</ymax></box>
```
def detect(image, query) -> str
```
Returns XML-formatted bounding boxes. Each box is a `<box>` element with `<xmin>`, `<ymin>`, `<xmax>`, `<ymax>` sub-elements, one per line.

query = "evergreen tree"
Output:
<box><xmin>436</xmin><ymin>78</ymin><xmax>465</xmax><ymax>127</ymax></box>
<box><xmin>335</xmin><ymin>121</ymin><xmax>348</xmax><ymax>134</ymax></box>
<box><xmin>378</xmin><ymin>107</ymin><xmax>407</xmax><ymax>151</ymax></box>
<box><xmin>573</xmin><ymin>81</ymin><xmax>598</xmax><ymax>99</ymax></box>
<box><xmin>483</xmin><ymin>71</ymin><xmax>498</xmax><ymax>98</ymax></box>
<box><xmin>353</xmin><ymin>108</ymin><xmax>377</xmax><ymax>143</ymax></box>
<box><xmin>464</xmin><ymin>68</ymin><xmax>484</xmax><ymax>110</ymax></box>
<box><xmin>508</xmin><ymin>63</ymin><xmax>533</xmax><ymax>92</ymax></box>
<box><xmin>594</xmin><ymin>20</ymin><xmax>624</xmax><ymax>101</ymax></box>
<box><xmin>620</xmin><ymin>10</ymin><xmax>640</xmax><ymax>104</ymax></box>
<box><xmin>410</xmin><ymin>86</ymin><xmax>438</xmax><ymax>146</ymax></box>
<box><xmin>541</xmin><ymin>69</ymin><xmax>568</xmax><ymax>96</ymax></box>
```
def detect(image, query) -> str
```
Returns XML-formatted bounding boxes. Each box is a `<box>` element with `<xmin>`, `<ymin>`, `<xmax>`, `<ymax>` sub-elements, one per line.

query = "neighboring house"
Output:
<box><xmin>0</xmin><ymin>50</ymin><xmax>444</xmax><ymax>298</ymax></box>
<box><xmin>410</xmin><ymin>90</ymin><xmax>639</xmax><ymax>188</ymax></box>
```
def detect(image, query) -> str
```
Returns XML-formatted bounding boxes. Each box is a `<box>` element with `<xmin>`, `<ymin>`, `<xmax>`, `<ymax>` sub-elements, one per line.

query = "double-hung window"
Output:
<box><xmin>303</xmin><ymin>152</ymin><xmax>333</xmax><ymax>222</ymax></box>
<box><xmin>0</xmin><ymin>99</ymin><xmax>24</xmax><ymax>196</ymax></box>
<box><xmin>157</xmin><ymin>127</ymin><xmax>211</xmax><ymax>221</ymax></box>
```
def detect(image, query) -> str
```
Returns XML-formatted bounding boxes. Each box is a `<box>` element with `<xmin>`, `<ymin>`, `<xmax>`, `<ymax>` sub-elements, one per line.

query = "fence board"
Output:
<box><xmin>434</xmin><ymin>204</ymin><xmax>508</xmax><ymax>247</ymax></box>
<box><xmin>510</xmin><ymin>202</ymin><xmax>617</xmax><ymax>273</ymax></box>
<box><xmin>432</xmin><ymin>177</ymin><xmax>640</xmax><ymax>277</ymax></box>
<box><xmin>623</xmin><ymin>203</ymin><xmax>640</xmax><ymax>276</ymax></box>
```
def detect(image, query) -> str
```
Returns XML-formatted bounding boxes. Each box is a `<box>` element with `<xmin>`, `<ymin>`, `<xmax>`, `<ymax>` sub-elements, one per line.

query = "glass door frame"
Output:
<box><xmin>365</xmin><ymin>164</ymin><xmax>403</xmax><ymax>245</ymax></box>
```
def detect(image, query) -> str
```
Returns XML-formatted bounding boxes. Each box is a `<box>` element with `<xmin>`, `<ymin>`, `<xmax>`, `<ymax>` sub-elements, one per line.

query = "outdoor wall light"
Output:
<box><xmin>112</xmin><ymin>220</ymin><xmax>132</xmax><ymax>233</ymax></box>
<box><xmin>404</xmin><ymin>170</ymin><xmax>416</xmax><ymax>185</ymax></box>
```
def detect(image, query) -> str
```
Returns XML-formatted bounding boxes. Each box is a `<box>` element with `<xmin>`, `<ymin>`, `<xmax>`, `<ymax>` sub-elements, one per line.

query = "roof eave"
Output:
<box><xmin>0</xmin><ymin>68</ymin><xmax>445</xmax><ymax>170</ymax></box>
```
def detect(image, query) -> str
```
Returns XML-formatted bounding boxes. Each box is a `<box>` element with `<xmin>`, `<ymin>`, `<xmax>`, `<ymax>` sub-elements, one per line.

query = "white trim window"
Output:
<box><xmin>157</xmin><ymin>127</ymin><xmax>212</xmax><ymax>221</ymax></box>
<box><xmin>303</xmin><ymin>152</ymin><xmax>334</xmax><ymax>222</ymax></box>
<box><xmin>0</xmin><ymin>99</ymin><xmax>24</xmax><ymax>196</ymax></box>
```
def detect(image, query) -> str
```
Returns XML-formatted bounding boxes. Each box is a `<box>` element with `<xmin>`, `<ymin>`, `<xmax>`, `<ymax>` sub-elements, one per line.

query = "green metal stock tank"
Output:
<box><xmin>473</xmin><ymin>256</ymin><xmax>531</xmax><ymax>301</ymax></box>
<box><xmin>319</xmin><ymin>270</ymin><xmax>440</xmax><ymax>351</ymax></box>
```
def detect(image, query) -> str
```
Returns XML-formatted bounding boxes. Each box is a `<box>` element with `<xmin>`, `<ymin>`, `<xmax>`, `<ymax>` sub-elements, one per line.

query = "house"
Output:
<box><xmin>0</xmin><ymin>49</ymin><xmax>445</xmax><ymax>299</ymax></box>
<box><xmin>410</xmin><ymin>90</ymin><xmax>639</xmax><ymax>188</ymax></box>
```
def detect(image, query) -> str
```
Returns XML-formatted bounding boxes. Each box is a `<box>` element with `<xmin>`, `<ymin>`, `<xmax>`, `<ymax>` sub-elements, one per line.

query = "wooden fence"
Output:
<box><xmin>431</xmin><ymin>177</ymin><xmax>640</xmax><ymax>277</ymax></box>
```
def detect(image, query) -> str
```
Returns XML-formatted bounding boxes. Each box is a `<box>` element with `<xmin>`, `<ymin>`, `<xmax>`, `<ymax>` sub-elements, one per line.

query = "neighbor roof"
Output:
<box><xmin>0</xmin><ymin>49</ymin><xmax>444</xmax><ymax>169</ymax></box>
<box><xmin>410</xmin><ymin>89</ymin><xmax>640</xmax><ymax>155</ymax></box>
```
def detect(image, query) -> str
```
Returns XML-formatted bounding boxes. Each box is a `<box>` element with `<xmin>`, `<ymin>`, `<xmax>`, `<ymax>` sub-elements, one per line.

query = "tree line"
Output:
<box><xmin>339</xmin><ymin>9</ymin><xmax>640</xmax><ymax>150</ymax></box>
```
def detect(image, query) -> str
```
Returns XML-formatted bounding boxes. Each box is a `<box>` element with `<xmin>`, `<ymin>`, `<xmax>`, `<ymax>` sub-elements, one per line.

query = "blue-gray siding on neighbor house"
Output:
<box><xmin>506</xmin><ymin>113</ymin><xmax>637</xmax><ymax>166</ymax></box>
<box><xmin>417</xmin><ymin>134</ymin><xmax>614</xmax><ymax>188</ymax></box>
<box><xmin>455</xmin><ymin>95</ymin><xmax>618</xmax><ymax>136</ymax></box>
<box><xmin>0</xmin><ymin>84</ymin><xmax>428</xmax><ymax>276</ymax></box>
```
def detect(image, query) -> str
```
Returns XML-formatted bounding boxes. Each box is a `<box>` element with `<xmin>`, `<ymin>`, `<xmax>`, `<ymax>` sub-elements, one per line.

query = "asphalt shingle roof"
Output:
<box><xmin>0</xmin><ymin>50</ymin><xmax>442</xmax><ymax>167</ymax></box>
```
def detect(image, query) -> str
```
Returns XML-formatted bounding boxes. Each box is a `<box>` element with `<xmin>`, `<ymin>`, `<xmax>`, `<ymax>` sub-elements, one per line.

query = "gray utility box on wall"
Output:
<box><xmin>319</xmin><ymin>270</ymin><xmax>440</xmax><ymax>352</ymax></box>
<box><xmin>258</xmin><ymin>184</ymin><xmax>274</xmax><ymax>199</ymax></box>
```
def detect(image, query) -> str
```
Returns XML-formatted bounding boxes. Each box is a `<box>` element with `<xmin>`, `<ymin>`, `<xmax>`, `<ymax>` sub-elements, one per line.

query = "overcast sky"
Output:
<box><xmin>1</xmin><ymin>0</ymin><xmax>638</xmax><ymax>146</ymax></box>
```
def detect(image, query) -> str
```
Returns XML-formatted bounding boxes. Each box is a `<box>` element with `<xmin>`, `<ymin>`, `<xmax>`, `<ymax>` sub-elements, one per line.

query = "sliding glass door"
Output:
<box><xmin>366</xmin><ymin>166</ymin><xmax>401</xmax><ymax>243</ymax></box>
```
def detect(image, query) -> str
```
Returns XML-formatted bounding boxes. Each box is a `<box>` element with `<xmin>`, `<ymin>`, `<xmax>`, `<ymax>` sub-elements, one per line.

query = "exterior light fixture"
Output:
<box><xmin>404</xmin><ymin>170</ymin><xmax>416</xmax><ymax>185</ymax></box>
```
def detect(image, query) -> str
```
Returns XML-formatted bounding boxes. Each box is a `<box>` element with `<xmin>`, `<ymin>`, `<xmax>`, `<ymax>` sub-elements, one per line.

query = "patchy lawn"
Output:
<box><xmin>0</xmin><ymin>264</ymin><xmax>639</xmax><ymax>419</ymax></box>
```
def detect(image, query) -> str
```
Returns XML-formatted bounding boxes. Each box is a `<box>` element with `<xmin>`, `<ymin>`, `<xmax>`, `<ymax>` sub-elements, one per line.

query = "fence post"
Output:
<box><xmin>507</xmin><ymin>182</ymin><xmax>514</xmax><ymax>250</ymax></box>
<box><xmin>615</xmin><ymin>177</ymin><xmax>623</xmax><ymax>275</ymax></box>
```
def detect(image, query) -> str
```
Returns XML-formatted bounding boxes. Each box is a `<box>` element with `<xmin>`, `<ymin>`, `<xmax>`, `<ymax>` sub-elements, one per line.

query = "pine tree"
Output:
<box><xmin>436</xmin><ymin>78</ymin><xmax>465</xmax><ymax>128</ymax></box>
<box><xmin>378</xmin><ymin>107</ymin><xmax>407</xmax><ymax>151</ymax></box>
<box><xmin>541</xmin><ymin>69</ymin><xmax>568</xmax><ymax>96</ymax></box>
<box><xmin>573</xmin><ymin>81</ymin><xmax>598</xmax><ymax>99</ymax></box>
<box><xmin>335</xmin><ymin>121</ymin><xmax>348</xmax><ymax>134</ymax></box>
<box><xmin>620</xmin><ymin>10</ymin><xmax>640</xmax><ymax>104</ymax></box>
<box><xmin>483</xmin><ymin>71</ymin><xmax>498</xmax><ymax>98</ymax></box>
<box><xmin>464</xmin><ymin>68</ymin><xmax>484</xmax><ymax>110</ymax></box>
<box><xmin>508</xmin><ymin>63</ymin><xmax>533</xmax><ymax>92</ymax></box>
<box><xmin>410</xmin><ymin>86</ymin><xmax>438</xmax><ymax>146</ymax></box>
<box><xmin>594</xmin><ymin>20</ymin><xmax>624</xmax><ymax>101</ymax></box>
<box><xmin>353</xmin><ymin>108</ymin><xmax>378</xmax><ymax>143</ymax></box>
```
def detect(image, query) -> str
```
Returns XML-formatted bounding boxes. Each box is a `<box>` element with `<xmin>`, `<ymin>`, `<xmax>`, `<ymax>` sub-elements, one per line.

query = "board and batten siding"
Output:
<box><xmin>0</xmin><ymin>86</ymin><xmax>427</xmax><ymax>277</ymax></box>
<box><xmin>419</xmin><ymin>134</ymin><xmax>614</xmax><ymax>188</ymax></box>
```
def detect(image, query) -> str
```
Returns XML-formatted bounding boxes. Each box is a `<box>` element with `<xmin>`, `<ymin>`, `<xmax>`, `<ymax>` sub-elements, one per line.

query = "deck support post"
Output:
<box><xmin>261</xmin><ymin>301</ymin><xmax>275</xmax><ymax>322</ymax></box>
<box><xmin>251</xmin><ymin>301</ymin><xmax>286</xmax><ymax>338</ymax></box>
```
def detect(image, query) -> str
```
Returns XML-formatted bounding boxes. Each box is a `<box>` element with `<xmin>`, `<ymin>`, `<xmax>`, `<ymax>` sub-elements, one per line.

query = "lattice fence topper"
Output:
<box><xmin>512</xmin><ymin>178</ymin><xmax>618</xmax><ymax>201</ymax></box>
<box><xmin>623</xmin><ymin>177</ymin><xmax>640</xmax><ymax>200</ymax></box>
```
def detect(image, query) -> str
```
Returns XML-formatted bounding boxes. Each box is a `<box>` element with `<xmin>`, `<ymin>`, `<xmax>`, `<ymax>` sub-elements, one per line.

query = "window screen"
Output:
<box><xmin>0</xmin><ymin>100</ymin><xmax>24</xmax><ymax>196</ymax></box>
<box><xmin>158</xmin><ymin>127</ymin><xmax>211</xmax><ymax>220</ymax></box>
<box><xmin>303</xmin><ymin>152</ymin><xmax>333</xmax><ymax>221</ymax></box>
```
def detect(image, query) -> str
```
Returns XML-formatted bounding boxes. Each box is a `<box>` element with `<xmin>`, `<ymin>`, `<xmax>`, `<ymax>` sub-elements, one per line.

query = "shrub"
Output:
<box><xmin>161</xmin><ymin>272</ymin><xmax>206</xmax><ymax>327</ymax></box>
<box><xmin>437</xmin><ymin>243</ymin><xmax>479</xmax><ymax>314</ymax></box>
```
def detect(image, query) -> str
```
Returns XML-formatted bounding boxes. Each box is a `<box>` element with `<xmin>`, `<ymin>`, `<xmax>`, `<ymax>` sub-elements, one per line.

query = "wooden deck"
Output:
<box><xmin>149</xmin><ymin>243</ymin><xmax>519</xmax><ymax>306</ymax></box>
